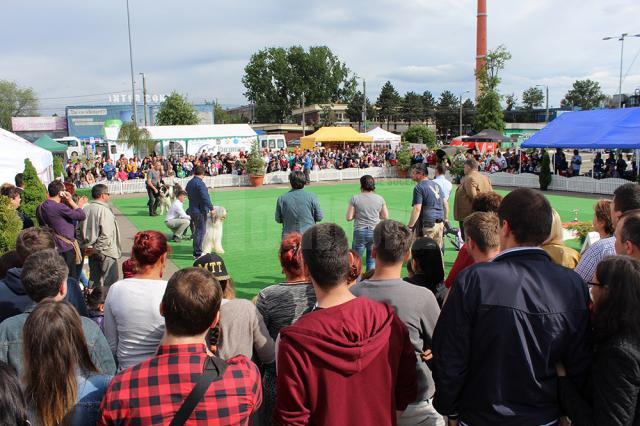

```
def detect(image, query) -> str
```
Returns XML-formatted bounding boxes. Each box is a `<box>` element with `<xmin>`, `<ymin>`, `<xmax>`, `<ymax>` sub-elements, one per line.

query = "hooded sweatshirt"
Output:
<box><xmin>275</xmin><ymin>296</ymin><xmax>417</xmax><ymax>426</ymax></box>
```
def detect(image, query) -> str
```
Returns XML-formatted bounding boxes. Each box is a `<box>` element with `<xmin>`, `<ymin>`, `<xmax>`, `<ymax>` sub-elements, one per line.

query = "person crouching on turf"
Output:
<box><xmin>164</xmin><ymin>190</ymin><xmax>191</xmax><ymax>242</ymax></box>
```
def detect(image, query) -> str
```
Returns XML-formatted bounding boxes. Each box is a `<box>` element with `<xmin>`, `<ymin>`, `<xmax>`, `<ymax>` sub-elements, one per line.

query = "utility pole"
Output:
<box><xmin>362</xmin><ymin>79</ymin><xmax>367</xmax><ymax>132</ymax></box>
<box><xmin>603</xmin><ymin>33</ymin><xmax>640</xmax><ymax>108</ymax></box>
<box><xmin>459</xmin><ymin>90</ymin><xmax>470</xmax><ymax>136</ymax></box>
<box><xmin>126</xmin><ymin>0</ymin><xmax>138</xmax><ymax>126</ymax></box>
<box><xmin>140</xmin><ymin>73</ymin><xmax>148</xmax><ymax>126</ymax></box>
<box><xmin>302</xmin><ymin>92</ymin><xmax>306</xmax><ymax>137</ymax></box>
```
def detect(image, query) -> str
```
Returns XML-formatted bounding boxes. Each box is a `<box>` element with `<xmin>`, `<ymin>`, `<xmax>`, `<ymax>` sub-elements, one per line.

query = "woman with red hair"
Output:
<box><xmin>256</xmin><ymin>232</ymin><xmax>316</xmax><ymax>424</ymax></box>
<box><xmin>103</xmin><ymin>230</ymin><xmax>169</xmax><ymax>371</ymax></box>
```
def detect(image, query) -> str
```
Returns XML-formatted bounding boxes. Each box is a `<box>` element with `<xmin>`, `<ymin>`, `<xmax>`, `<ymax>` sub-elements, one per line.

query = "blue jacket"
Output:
<box><xmin>185</xmin><ymin>176</ymin><xmax>213</xmax><ymax>215</ymax></box>
<box><xmin>432</xmin><ymin>248</ymin><xmax>591</xmax><ymax>425</ymax></box>
<box><xmin>0</xmin><ymin>267</ymin><xmax>88</xmax><ymax>323</ymax></box>
<box><xmin>0</xmin><ymin>305</ymin><xmax>116</xmax><ymax>378</ymax></box>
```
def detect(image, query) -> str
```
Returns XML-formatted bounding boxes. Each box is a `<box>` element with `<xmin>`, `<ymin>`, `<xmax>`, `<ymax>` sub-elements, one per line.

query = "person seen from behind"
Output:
<box><xmin>404</xmin><ymin>237</ymin><xmax>445</xmax><ymax>304</ymax></box>
<box><xmin>542</xmin><ymin>209</ymin><xmax>581</xmax><ymax>269</ymax></box>
<box><xmin>275</xmin><ymin>223</ymin><xmax>417</xmax><ymax>425</ymax></box>
<box><xmin>275</xmin><ymin>170</ymin><xmax>324</xmax><ymax>239</ymax></box>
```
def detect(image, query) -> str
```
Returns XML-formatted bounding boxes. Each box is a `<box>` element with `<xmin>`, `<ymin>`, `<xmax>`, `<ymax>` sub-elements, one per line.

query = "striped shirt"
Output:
<box><xmin>574</xmin><ymin>236</ymin><xmax>616</xmax><ymax>282</ymax></box>
<box><xmin>256</xmin><ymin>282</ymin><xmax>316</xmax><ymax>340</ymax></box>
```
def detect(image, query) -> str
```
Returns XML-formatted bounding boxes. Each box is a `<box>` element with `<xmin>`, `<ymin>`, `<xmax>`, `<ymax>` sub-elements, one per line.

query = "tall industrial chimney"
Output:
<box><xmin>476</xmin><ymin>0</ymin><xmax>487</xmax><ymax>99</ymax></box>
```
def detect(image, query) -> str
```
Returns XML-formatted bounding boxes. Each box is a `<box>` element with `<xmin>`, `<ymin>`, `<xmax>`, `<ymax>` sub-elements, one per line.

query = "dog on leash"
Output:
<box><xmin>158</xmin><ymin>183</ymin><xmax>172</xmax><ymax>215</ymax></box>
<box><xmin>202</xmin><ymin>205</ymin><xmax>227</xmax><ymax>254</ymax></box>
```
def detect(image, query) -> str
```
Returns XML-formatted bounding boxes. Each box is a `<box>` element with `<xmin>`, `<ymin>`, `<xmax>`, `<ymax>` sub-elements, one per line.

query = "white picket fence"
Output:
<box><xmin>103</xmin><ymin>167</ymin><xmax>628</xmax><ymax>196</ymax></box>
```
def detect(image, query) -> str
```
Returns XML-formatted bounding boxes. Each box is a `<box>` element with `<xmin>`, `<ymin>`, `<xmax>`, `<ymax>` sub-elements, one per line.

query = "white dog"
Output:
<box><xmin>158</xmin><ymin>183</ymin><xmax>172</xmax><ymax>215</ymax></box>
<box><xmin>202</xmin><ymin>205</ymin><xmax>227</xmax><ymax>254</ymax></box>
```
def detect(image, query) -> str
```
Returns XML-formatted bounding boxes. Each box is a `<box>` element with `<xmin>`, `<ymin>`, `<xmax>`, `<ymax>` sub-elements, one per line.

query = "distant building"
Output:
<box><xmin>225</xmin><ymin>104</ymin><xmax>254</xmax><ymax>123</ymax></box>
<box><xmin>291</xmin><ymin>104</ymin><xmax>349</xmax><ymax>126</ymax></box>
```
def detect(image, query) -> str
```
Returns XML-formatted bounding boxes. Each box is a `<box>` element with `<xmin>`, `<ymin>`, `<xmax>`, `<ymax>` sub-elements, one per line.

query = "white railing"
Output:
<box><xmin>102</xmin><ymin>167</ymin><xmax>628</xmax><ymax>196</ymax></box>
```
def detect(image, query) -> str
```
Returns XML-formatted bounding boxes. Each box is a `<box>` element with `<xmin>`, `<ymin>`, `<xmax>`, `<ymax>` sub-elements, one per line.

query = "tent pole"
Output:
<box><xmin>518</xmin><ymin>147</ymin><xmax>522</xmax><ymax>174</ymax></box>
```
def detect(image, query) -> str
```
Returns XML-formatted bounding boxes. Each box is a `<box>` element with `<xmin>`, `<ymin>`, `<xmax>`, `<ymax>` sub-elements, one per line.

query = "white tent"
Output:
<box><xmin>0</xmin><ymin>128</ymin><xmax>54</xmax><ymax>186</ymax></box>
<box><xmin>365</xmin><ymin>126</ymin><xmax>401</xmax><ymax>148</ymax></box>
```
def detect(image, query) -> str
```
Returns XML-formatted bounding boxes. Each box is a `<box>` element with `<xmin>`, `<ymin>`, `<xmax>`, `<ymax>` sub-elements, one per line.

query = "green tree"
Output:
<box><xmin>522</xmin><ymin>87</ymin><xmax>544</xmax><ymax>110</ymax></box>
<box><xmin>0</xmin><ymin>196</ymin><xmax>22</xmax><ymax>255</ymax></box>
<box><xmin>435</xmin><ymin>90</ymin><xmax>459</xmax><ymax>139</ymax></box>
<box><xmin>53</xmin><ymin>156</ymin><xmax>63</xmax><ymax>179</ymax></box>
<box><xmin>118</xmin><ymin>122</ymin><xmax>155</xmax><ymax>155</ymax></box>
<box><xmin>421</xmin><ymin>91</ymin><xmax>437</xmax><ymax>121</ymax></box>
<box><xmin>505</xmin><ymin>93</ymin><xmax>517</xmax><ymax>111</ymax></box>
<box><xmin>155</xmin><ymin>92</ymin><xmax>200</xmax><ymax>125</ymax></box>
<box><xmin>319</xmin><ymin>104</ymin><xmax>336</xmax><ymax>127</ymax></box>
<box><xmin>242</xmin><ymin>46</ymin><xmax>356</xmax><ymax>123</ymax></box>
<box><xmin>403</xmin><ymin>125</ymin><xmax>436</xmax><ymax>148</ymax></box>
<box><xmin>474</xmin><ymin>45</ymin><xmax>511</xmax><ymax>132</ymax></box>
<box><xmin>345</xmin><ymin>91</ymin><xmax>372</xmax><ymax>130</ymax></box>
<box><xmin>396</xmin><ymin>140</ymin><xmax>412</xmax><ymax>173</ymax></box>
<box><xmin>462</xmin><ymin>99</ymin><xmax>476</xmax><ymax>135</ymax></box>
<box><xmin>376</xmin><ymin>81</ymin><xmax>401</xmax><ymax>130</ymax></box>
<box><xmin>539</xmin><ymin>150</ymin><xmax>552</xmax><ymax>190</ymax></box>
<box><xmin>401</xmin><ymin>91</ymin><xmax>424</xmax><ymax>126</ymax></box>
<box><xmin>560</xmin><ymin>79</ymin><xmax>606</xmax><ymax>110</ymax></box>
<box><xmin>21</xmin><ymin>158</ymin><xmax>46</xmax><ymax>223</ymax></box>
<box><xmin>246</xmin><ymin>140</ymin><xmax>266</xmax><ymax>176</ymax></box>
<box><xmin>0</xmin><ymin>80</ymin><xmax>38</xmax><ymax>130</ymax></box>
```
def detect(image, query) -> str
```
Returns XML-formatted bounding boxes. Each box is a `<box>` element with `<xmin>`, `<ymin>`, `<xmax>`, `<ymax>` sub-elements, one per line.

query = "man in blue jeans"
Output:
<box><xmin>186</xmin><ymin>166</ymin><xmax>214</xmax><ymax>259</ymax></box>
<box><xmin>346</xmin><ymin>175</ymin><xmax>388</xmax><ymax>270</ymax></box>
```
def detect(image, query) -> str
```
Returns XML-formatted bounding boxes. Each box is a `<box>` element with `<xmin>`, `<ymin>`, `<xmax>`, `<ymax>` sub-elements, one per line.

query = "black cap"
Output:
<box><xmin>193</xmin><ymin>253</ymin><xmax>230</xmax><ymax>281</ymax></box>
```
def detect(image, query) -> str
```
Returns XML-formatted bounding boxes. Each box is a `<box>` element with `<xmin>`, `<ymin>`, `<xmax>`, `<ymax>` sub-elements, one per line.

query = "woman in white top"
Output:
<box><xmin>104</xmin><ymin>230</ymin><xmax>169</xmax><ymax>371</ymax></box>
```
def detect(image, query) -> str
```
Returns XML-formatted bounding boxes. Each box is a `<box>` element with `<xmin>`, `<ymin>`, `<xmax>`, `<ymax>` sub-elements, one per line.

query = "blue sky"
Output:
<box><xmin>3</xmin><ymin>0</ymin><xmax>640</xmax><ymax>114</ymax></box>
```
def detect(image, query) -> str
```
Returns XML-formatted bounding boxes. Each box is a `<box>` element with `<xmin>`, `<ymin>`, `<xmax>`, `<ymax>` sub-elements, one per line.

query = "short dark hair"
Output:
<box><xmin>613</xmin><ymin>183</ymin><xmax>640</xmax><ymax>214</ymax></box>
<box><xmin>619</xmin><ymin>211</ymin><xmax>640</xmax><ymax>248</ymax></box>
<box><xmin>15</xmin><ymin>228</ymin><xmax>56</xmax><ymax>263</ymax></box>
<box><xmin>435</xmin><ymin>164</ymin><xmax>446</xmax><ymax>175</ymax></box>
<box><xmin>289</xmin><ymin>171</ymin><xmax>306</xmax><ymax>190</ymax></box>
<box><xmin>412</xmin><ymin>163</ymin><xmax>429</xmax><ymax>176</ymax></box>
<box><xmin>91</xmin><ymin>183</ymin><xmax>108</xmax><ymax>200</ymax></box>
<box><xmin>14</xmin><ymin>173</ymin><xmax>24</xmax><ymax>188</ymax></box>
<box><xmin>373</xmin><ymin>220</ymin><xmax>413</xmax><ymax>264</ymax></box>
<box><xmin>176</xmin><ymin>190</ymin><xmax>187</xmax><ymax>198</ymax></box>
<box><xmin>0</xmin><ymin>185</ymin><xmax>19</xmax><ymax>200</ymax></box>
<box><xmin>498</xmin><ymin>188</ymin><xmax>552</xmax><ymax>246</ymax></box>
<box><xmin>464</xmin><ymin>158</ymin><xmax>478</xmax><ymax>170</ymax></box>
<box><xmin>464</xmin><ymin>212</ymin><xmax>500</xmax><ymax>252</ymax></box>
<box><xmin>21</xmin><ymin>249</ymin><xmax>68</xmax><ymax>303</ymax></box>
<box><xmin>360</xmin><ymin>175</ymin><xmax>375</xmax><ymax>191</ymax></box>
<box><xmin>194</xmin><ymin>165</ymin><xmax>205</xmax><ymax>176</ymax></box>
<box><xmin>162</xmin><ymin>268</ymin><xmax>223</xmax><ymax>337</ymax></box>
<box><xmin>301</xmin><ymin>224</ymin><xmax>350</xmax><ymax>289</ymax></box>
<box><xmin>47</xmin><ymin>180</ymin><xmax>65</xmax><ymax>197</ymax></box>
<box><xmin>472</xmin><ymin>192</ymin><xmax>503</xmax><ymax>213</ymax></box>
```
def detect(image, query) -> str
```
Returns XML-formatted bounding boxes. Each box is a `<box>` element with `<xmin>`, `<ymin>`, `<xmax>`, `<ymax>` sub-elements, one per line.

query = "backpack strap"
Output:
<box><xmin>169</xmin><ymin>356</ymin><xmax>228</xmax><ymax>426</ymax></box>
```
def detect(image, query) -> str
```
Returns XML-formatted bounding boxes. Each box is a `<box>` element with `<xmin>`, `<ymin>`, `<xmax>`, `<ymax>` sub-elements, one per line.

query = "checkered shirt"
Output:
<box><xmin>574</xmin><ymin>236</ymin><xmax>617</xmax><ymax>282</ymax></box>
<box><xmin>98</xmin><ymin>344</ymin><xmax>262</xmax><ymax>425</ymax></box>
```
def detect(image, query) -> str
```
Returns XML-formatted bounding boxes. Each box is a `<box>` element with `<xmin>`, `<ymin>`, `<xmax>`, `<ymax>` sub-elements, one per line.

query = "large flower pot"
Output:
<box><xmin>397</xmin><ymin>168</ymin><xmax>409</xmax><ymax>178</ymax></box>
<box><xmin>250</xmin><ymin>175</ymin><xmax>264</xmax><ymax>187</ymax></box>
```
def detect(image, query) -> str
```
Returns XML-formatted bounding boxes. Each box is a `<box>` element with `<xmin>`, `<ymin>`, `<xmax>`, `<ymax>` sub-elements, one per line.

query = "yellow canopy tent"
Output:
<box><xmin>300</xmin><ymin>126</ymin><xmax>373</xmax><ymax>150</ymax></box>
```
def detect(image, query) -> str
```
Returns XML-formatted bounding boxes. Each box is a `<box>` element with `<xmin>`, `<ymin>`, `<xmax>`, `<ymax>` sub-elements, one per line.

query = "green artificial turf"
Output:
<box><xmin>112</xmin><ymin>181</ymin><xmax>601</xmax><ymax>299</ymax></box>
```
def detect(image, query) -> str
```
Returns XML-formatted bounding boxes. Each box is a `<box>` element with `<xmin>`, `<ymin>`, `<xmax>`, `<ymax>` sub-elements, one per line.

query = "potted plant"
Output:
<box><xmin>396</xmin><ymin>140</ymin><xmax>412</xmax><ymax>178</ymax></box>
<box><xmin>246</xmin><ymin>140</ymin><xmax>266</xmax><ymax>187</ymax></box>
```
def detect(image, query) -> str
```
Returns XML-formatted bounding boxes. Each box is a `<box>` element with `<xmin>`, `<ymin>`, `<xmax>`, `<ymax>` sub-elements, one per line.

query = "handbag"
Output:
<box><xmin>169</xmin><ymin>356</ymin><xmax>228</xmax><ymax>426</ymax></box>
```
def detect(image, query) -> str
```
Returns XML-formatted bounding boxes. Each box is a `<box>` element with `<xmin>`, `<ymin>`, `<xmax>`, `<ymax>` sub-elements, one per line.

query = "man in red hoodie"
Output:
<box><xmin>275</xmin><ymin>223</ymin><xmax>417</xmax><ymax>425</ymax></box>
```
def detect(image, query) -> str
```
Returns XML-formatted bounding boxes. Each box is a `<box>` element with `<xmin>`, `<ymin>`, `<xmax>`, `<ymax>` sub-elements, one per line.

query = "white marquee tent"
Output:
<box><xmin>365</xmin><ymin>126</ymin><xmax>401</xmax><ymax>148</ymax></box>
<box><xmin>0</xmin><ymin>128</ymin><xmax>54</xmax><ymax>185</ymax></box>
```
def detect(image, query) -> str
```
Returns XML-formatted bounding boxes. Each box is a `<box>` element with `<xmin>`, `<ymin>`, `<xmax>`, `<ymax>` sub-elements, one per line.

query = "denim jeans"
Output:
<box><xmin>353</xmin><ymin>227</ymin><xmax>375</xmax><ymax>271</ymax></box>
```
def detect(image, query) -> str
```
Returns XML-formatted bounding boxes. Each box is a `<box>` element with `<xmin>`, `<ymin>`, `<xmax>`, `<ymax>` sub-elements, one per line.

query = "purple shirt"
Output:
<box><xmin>36</xmin><ymin>199</ymin><xmax>86</xmax><ymax>252</ymax></box>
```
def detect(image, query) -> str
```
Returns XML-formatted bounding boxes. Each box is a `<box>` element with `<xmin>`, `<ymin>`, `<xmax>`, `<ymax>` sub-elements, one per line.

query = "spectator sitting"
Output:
<box><xmin>542</xmin><ymin>209</ymin><xmax>581</xmax><ymax>269</ymax></box>
<box><xmin>0</xmin><ymin>361</ymin><xmax>29</xmax><ymax>426</ymax></box>
<box><xmin>256</xmin><ymin>233</ymin><xmax>316</xmax><ymax>423</ymax></box>
<box><xmin>0</xmin><ymin>249</ymin><xmax>115</xmax><ymax>378</ymax></box>
<box><xmin>351</xmin><ymin>220</ymin><xmax>441</xmax><ymax>426</ymax></box>
<box><xmin>99</xmin><ymin>267</ymin><xmax>262</xmax><ymax>425</ymax></box>
<box><xmin>0</xmin><ymin>228</ymin><xmax>88</xmax><ymax>322</ymax></box>
<box><xmin>164</xmin><ymin>190</ymin><xmax>191</xmax><ymax>242</ymax></box>
<box><xmin>557</xmin><ymin>256</ymin><xmax>640</xmax><ymax>425</ymax></box>
<box><xmin>275</xmin><ymin>223</ymin><xmax>417</xmax><ymax>425</ymax></box>
<box><xmin>103</xmin><ymin>230</ymin><xmax>169</xmax><ymax>371</ymax></box>
<box><xmin>194</xmin><ymin>253</ymin><xmax>275</xmax><ymax>363</ymax></box>
<box><xmin>23</xmin><ymin>300</ymin><xmax>112</xmax><ymax>426</ymax></box>
<box><xmin>404</xmin><ymin>237</ymin><xmax>446</xmax><ymax>304</ymax></box>
<box><xmin>116</xmin><ymin>166</ymin><xmax>128</xmax><ymax>181</ymax></box>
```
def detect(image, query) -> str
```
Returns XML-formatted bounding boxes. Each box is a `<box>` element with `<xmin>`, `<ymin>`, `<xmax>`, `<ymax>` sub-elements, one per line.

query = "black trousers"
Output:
<box><xmin>147</xmin><ymin>187</ymin><xmax>160</xmax><ymax>215</ymax></box>
<box><xmin>61</xmin><ymin>248</ymin><xmax>79</xmax><ymax>280</ymax></box>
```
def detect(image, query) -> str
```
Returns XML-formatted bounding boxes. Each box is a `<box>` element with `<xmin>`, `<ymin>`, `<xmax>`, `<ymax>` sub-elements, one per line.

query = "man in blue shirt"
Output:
<box><xmin>407</xmin><ymin>164</ymin><xmax>445</xmax><ymax>248</ymax></box>
<box><xmin>275</xmin><ymin>171</ymin><xmax>323</xmax><ymax>239</ymax></box>
<box><xmin>303</xmin><ymin>154</ymin><xmax>312</xmax><ymax>184</ymax></box>
<box><xmin>186</xmin><ymin>166</ymin><xmax>214</xmax><ymax>259</ymax></box>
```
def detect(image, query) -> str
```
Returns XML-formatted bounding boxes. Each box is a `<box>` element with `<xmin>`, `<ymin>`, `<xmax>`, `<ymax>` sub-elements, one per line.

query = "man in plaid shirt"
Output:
<box><xmin>98</xmin><ymin>267</ymin><xmax>262</xmax><ymax>425</ymax></box>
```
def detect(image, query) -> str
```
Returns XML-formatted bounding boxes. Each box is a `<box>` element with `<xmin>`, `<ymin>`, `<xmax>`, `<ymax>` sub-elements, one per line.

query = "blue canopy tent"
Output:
<box><xmin>521</xmin><ymin>107</ymin><xmax>640</xmax><ymax>149</ymax></box>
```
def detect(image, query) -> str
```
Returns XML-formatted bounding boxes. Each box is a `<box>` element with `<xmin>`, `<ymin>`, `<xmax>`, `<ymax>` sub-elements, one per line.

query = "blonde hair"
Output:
<box><xmin>544</xmin><ymin>209</ymin><xmax>564</xmax><ymax>245</ymax></box>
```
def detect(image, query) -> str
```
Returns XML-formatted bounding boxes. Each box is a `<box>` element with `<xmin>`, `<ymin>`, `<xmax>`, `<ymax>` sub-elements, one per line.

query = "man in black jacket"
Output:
<box><xmin>432</xmin><ymin>188</ymin><xmax>591</xmax><ymax>426</ymax></box>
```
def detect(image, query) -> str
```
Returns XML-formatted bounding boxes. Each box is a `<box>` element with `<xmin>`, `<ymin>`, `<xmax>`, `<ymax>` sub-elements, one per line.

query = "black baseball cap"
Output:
<box><xmin>193</xmin><ymin>253</ymin><xmax>230</xmax><ymax>281</ymax></box>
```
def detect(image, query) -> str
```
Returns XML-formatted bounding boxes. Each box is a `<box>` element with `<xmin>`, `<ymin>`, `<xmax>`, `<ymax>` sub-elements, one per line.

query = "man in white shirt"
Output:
<box><xmin>433</xmin><ymin>164</ymin><xmax>452</xmax><ymax>220</ymax></box>
<box><xmin>165</xmin><ymin>190</ymin><xmax>191</xmax><ymax>242</ymax></box>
